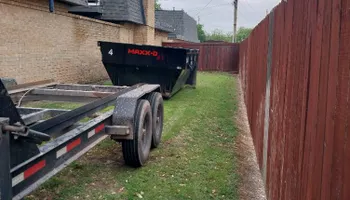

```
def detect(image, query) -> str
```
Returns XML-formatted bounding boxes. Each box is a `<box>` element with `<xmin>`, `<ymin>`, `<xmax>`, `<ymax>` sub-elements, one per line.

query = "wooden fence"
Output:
<box><xmin>239</xmin><ymin>0</ymin><xmax>350</xmax><ymax>199</ymax></box>
<box><xmin>163</xmin><ymin>42</ymin><xmax>239</xmax><ymax>73</ymax></box>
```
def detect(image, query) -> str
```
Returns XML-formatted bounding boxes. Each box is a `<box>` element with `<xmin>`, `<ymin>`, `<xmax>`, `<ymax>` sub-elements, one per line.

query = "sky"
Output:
<box><xmin>158</xmin><ymin>0</ymin><xmax>281</xmax><ymax>33</ymax></box>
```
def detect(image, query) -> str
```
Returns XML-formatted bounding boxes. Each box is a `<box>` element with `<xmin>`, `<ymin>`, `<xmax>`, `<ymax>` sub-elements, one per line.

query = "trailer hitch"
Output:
<box><xmin>1</xmin><ymin>122</ymin><xmax>51</xmax><ymax>143</ymax></box>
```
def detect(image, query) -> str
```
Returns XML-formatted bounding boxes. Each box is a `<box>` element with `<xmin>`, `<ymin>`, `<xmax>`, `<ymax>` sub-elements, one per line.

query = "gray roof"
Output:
<box><xmin>155</xmin><ymin>10</ymin><xmax>199</xmax><ymax>43</ymax></box>
<box><xmin>67</xmin><ymin>1</ymin><xmax>195</xmax><ymax>35</ymax></box>
<box><xmin>59</xmin><ymin>0</ymin><xmax>87</xmax><ymax>6</ymax></box>
<box><xmin>69</xmin><ymin>0</ymin><xmax>145</xmax><ymax>25</ymax></box>
<box><xmin>155</xmin><ymin>17</ymin><xmax>174</xmax><ymax>33</ymax></box>
<box><xmin>100</xmin><ymin>0</ymin><xmax>145</xmax><ymax>24</ymax></box>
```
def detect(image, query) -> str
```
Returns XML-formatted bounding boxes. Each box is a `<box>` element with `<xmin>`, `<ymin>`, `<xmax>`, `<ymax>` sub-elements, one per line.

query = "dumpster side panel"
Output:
<box><xmin>99</xmin><ymin>42</ymin><xmax>187</xmax><ymax>68</ymax></box>
<box><xmin>98</xmin><ymin>41</ymin><xmax>199</xmax><ymax>98</ymax></box>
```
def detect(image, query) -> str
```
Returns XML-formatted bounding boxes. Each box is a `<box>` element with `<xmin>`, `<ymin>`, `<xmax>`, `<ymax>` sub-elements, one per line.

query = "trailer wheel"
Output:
<box><xmin>122</xmin><ymin>100</ymin><xmax>152</xmax><ymax>167</ymax></box>
<box><xmin>147</xmin><ymin>92</ymin><xmax>164</xmax><ymax>148</ymax></box>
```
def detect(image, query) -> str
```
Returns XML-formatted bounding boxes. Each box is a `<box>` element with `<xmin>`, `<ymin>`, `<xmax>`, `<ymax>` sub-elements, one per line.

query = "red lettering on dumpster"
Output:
<box><xmin>128</xmin><ymin>49</ymin><xmax>159</xmax><ymax>57</ymax></box>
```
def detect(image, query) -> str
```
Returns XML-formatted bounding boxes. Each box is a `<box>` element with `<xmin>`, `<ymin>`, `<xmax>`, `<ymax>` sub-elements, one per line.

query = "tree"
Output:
<box><xmin>155</xmin><ymin>0</ymin><xmax>162</xmax><ymax>10</ymax></box>
<box><xmin>235</xmin><ymin>27</ymin><xmax>252</xmax><ymax>42</ymax></box>
<box><xmin>197</xmin><ymin>24</ymin><xmax>206</xmax><ymax>42</ymax></box>
<box><xmin>205</xmin><ymin>29</ymin><xmax>233</xmax><ymax>43</ymax></box>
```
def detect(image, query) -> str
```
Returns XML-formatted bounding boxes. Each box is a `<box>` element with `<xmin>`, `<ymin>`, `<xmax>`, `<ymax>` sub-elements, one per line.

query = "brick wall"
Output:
<box><xmin>143</xmin><ymin>0</ymin><xmax>155</xmax><ymax>27</ymax></box>
<box><xmin>134</xmin><ymin>26</ymin><xmax>154</xmax><ymax>45</ymax></box>
<box><xmin>0</xmin><ymin>0</ymin><xmax>167</xmax><ymax>84</ymax></box>
<box><xmin>154</xmin><ymin>30</ymin><xmax>170</xmax><ymax>46</ymax></box>
<box><xmin>133</xmin><ymin>0</ymin><xmax>156</xmax><ymax>45</ymax></box>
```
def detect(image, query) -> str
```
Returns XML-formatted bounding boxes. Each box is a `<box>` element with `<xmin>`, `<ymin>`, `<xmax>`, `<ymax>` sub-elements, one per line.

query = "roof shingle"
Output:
<box><xmin>155</xmin><ymin>10</ymin><xmax>199</xmax><ymax>43</ymax></box>
<box><xmin>69</xmin><ymin>0</ymin><xmax>145</xmax><ymax>24</ymax></box>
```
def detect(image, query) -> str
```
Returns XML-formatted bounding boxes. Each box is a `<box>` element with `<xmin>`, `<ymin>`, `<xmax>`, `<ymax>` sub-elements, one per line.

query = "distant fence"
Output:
<box><xmin>163</xmin><ymin>42</ymin><xmax>239</xmax><ymax>73</ymax></box>
<box><xmin>239</xmin><ymin>0</ymin><xmax>349</xmax><ymax>200</ymax></box>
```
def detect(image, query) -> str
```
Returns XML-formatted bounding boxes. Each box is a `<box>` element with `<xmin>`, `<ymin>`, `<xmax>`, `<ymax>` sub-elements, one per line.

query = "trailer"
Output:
<box><xmin>99</xmin><ymin>41</ymin><xmax>200</xmax><ymax>98</ymax></box>
<box><xmin>0</xmin><ymin>79</ymin><xmax>164</xmax><ymax>200</ymax></box>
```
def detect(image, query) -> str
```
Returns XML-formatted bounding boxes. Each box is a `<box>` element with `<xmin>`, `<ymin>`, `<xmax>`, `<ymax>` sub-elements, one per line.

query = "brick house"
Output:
<box><xmin>69</xmin><ymin>0</ymin><xmax>174</xmax><ymax>44</ymax></box>
<box><xmin>68</xmin><ymin>1</ymin><xmax>199</xmax><ymax>43</ymax></box>
<box><xmin>0</xmin><ymin>0</ymin><xmax>171</xmax><ymax>84</ymax></box>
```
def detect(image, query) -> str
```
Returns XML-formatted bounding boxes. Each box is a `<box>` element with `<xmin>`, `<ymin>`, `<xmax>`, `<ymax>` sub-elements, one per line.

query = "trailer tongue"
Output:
<box><xmin>98</xmin><ymin>41</ymin><xmax>199</xmax><ymax>98</ymax></box>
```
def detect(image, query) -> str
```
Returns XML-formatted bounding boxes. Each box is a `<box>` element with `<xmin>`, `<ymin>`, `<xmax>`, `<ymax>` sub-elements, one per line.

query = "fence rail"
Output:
<box><xmin>239</xmin><ymin>0</ymin><xmax>349</xmax><ymax>199</ymax></box>
<box><xmin>163</xmin><ymin>42</ymin><xmax>239</xmax><ymax>73</ymax></box>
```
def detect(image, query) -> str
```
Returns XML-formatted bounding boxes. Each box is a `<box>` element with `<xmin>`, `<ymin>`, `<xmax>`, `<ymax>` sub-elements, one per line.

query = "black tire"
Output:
<box><xmin>122</xmin><ymin>100</ymin><xmax>153</xmax><ymax>167</ymax></box>
<box><xmin>147</xmin><ymin>92</ymin><xmax>164</xmax><ymax>148</ymax></box>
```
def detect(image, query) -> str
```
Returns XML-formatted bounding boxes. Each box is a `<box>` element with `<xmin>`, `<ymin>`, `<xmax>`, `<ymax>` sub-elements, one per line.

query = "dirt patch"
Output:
<box><xmin>79</xmin><ymin>141</ymin><xmax>124</xmax><ymax>166</ymax></box>
<box><xmin>234</xmin><ymin>77</ymin><xmax>267</xmax><ymax>200</ymax></box>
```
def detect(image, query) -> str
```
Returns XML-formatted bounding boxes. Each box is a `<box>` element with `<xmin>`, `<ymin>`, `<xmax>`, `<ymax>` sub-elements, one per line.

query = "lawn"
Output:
<box><xmin>25</xmin><ymin>72</ymin><xmax>239</xmax><ymax>200</ymax></box>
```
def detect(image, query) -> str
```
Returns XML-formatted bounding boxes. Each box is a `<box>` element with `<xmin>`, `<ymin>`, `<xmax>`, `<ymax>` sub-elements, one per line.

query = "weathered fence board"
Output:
<box><xmin>239</xmin><ymin>0</ymin><xmax>350</xmax><ymax>199</ymax></box>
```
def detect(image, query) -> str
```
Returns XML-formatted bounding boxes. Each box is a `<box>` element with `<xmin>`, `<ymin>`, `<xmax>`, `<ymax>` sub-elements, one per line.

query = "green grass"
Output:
<box><xmin>25</xmin><ymin>72</ymin><xmax>239</xmax><ymax>200</ymax></box>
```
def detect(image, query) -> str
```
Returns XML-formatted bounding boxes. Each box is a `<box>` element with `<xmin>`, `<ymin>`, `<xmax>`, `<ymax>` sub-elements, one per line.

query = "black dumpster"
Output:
<box><xmin>98</xmin><ymin>41</ymin><xmax>199</xmax><ymax>98</ymax></box>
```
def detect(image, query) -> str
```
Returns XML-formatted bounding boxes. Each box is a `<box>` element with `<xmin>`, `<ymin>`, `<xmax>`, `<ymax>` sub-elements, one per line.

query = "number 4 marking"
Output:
<box><xmin>108</xmin><ymin>49</ymin><xmax>113</xmax><ymax>56</ymax></box>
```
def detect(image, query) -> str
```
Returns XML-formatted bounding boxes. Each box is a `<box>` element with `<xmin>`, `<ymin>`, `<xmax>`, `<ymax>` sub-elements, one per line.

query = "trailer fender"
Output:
<box><xmin>110</xmin><ymin>84</ymin><xmax>160</xmax><ymax>140</ymax></box>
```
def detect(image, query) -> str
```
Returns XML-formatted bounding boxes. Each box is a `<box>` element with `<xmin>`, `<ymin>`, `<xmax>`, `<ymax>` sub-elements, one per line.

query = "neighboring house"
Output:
<box><xmin>69</xmin><ymin>0</ymin><xmax>173</xmax><ymax>36</ymax></box>
<box><xmin>155</xmin><ymin>10</ymin><xmax>200</xmax><ymax>43</ymax></box>
<box><xmin>69</xmin><ymin>1</ymin><xmax>199</xmax><ymax>43</ymax></box>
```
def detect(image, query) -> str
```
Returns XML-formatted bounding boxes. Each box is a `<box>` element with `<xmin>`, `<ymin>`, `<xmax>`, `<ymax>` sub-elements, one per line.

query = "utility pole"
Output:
<box><xmin>233</xmin><ymin>0</ymin><xmax>238</xmax><ymax>42</ymax></box>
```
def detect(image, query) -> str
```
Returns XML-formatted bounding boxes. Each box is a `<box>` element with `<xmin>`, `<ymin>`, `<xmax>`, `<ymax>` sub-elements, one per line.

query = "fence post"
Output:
<box><xmin>262</xmin><ymin>9</ymin><xmax>274</xmax><ymax>185</ymax></box>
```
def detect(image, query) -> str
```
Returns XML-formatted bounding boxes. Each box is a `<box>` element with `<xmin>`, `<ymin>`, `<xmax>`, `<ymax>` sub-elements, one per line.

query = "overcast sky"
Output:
<box><xmin>158</xmin><ymin>0</ymin><xmax>281</xmax><ymax>33</ymax></box>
